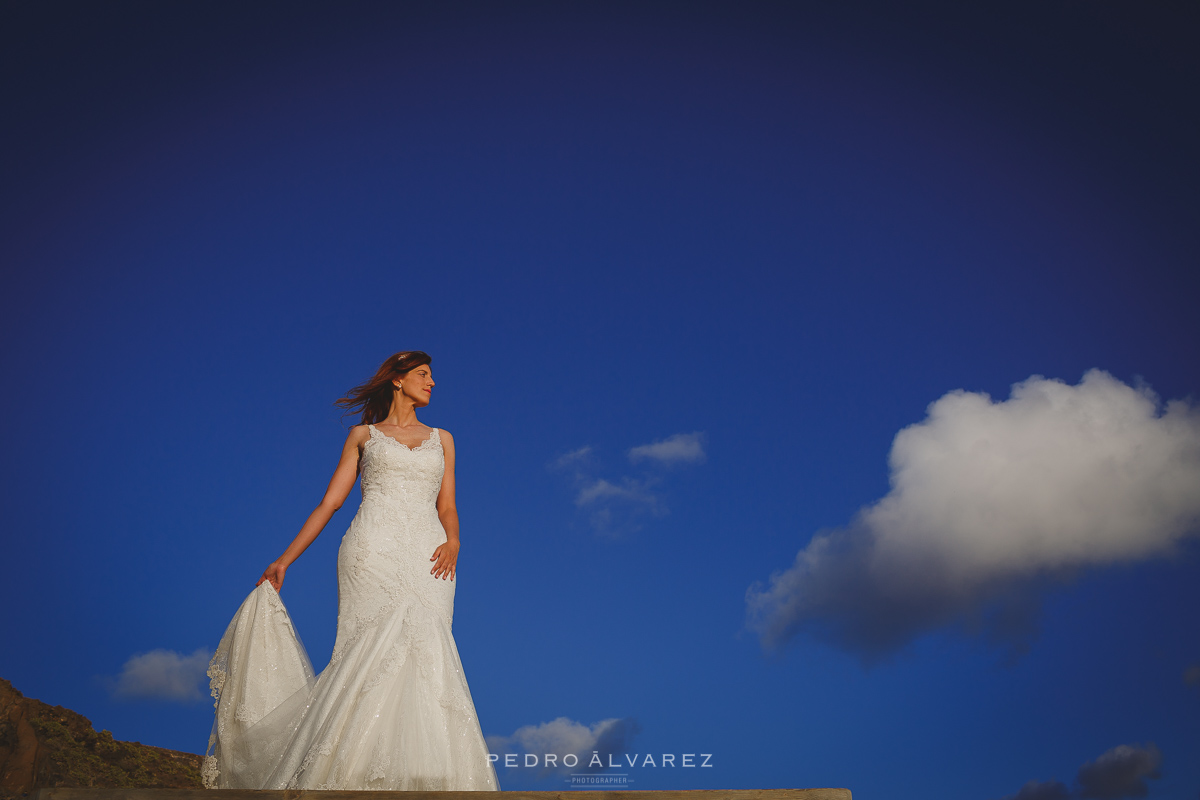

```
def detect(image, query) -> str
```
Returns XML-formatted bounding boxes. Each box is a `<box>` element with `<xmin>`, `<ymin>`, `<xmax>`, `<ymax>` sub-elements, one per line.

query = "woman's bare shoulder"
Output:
<box><xmin>437</xmin><ymin>428</ymin><xmax>454</xmax><ymax>446</ymax></box>
<box><xmin>346</xmin><ymin>424</ymin><xmax>372</xmax><ymax>445</ymax></box>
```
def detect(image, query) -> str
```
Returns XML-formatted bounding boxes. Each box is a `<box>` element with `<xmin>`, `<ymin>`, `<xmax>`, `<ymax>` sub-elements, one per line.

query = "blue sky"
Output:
<box><xmin>2</xmin><ymin>3</ymin><xmax>1198</xmax><ymax>798</ymax></box>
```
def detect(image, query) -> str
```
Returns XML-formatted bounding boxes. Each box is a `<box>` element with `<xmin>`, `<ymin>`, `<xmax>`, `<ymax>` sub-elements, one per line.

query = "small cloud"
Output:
<box><xmin>555</xmin><ymin>434</ymin><xmax>706</xmax><ymax>536</ymax></box>
<box><xmin>489</xmin><ymin>716</ymin><xmax>641</xmax><ymax>776</ymax></box>
<box><xmin>628</xmin><ymin>432</ymin><xmax>706</xmax><ymax>466</ymax></box>
<box><xmin>576</xmin><ymin>477</ymin><xmax>658</xmax><ymax>508</ymax></box>
<box><xmin>553</xmin><ymin>446</ymin><xmax>593</xmax><ymax>470</ymax></box>
<box><xmin>1183</xmin><ymin>662</ymin><xmax>1200</xmax><ymax>687</ymax></box>
<box><xmin>109</xmin><ymin>648</ymin><xmax>212</xmax><ymax>702</ymax></box>
<box><xmin>574</xmin><ymin>477</ymin><xmax>664</xmax><ymax>536</ymax></box>
<box><xmin>573</xmin><ymin>479</ymin><xmax>667</xmax><ymax>542</ymax></box>
<box><xmin>1076</xmin><ymin>743</ymin><xmax>1161</xmax><ymax>799</ymax></box>
<box><xmin>1002</xmin><ymin>779</ymin><xmax>1070</xmax><ymax>800</ymax></box>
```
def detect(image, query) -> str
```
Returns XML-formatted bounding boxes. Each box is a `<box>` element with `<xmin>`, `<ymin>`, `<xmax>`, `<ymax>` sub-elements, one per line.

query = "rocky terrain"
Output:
<box><xmin>0</xmin><ymin>678</ymin><xmax>203</xmax><ymax>800</ymax></box>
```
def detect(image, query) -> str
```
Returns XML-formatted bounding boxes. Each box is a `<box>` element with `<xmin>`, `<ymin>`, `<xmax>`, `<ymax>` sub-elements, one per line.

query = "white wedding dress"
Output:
<box><xmin>202</xmin><ymin>424</ymin><xmax>499</xmax><ymax>791</ymax></box>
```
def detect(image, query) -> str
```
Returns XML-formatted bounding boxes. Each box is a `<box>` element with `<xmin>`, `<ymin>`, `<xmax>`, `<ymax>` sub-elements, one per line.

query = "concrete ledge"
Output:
<box><xmin>33</xmin><ymin>790</ymin><xmax>851</xmax><ymax>800</ymax></box>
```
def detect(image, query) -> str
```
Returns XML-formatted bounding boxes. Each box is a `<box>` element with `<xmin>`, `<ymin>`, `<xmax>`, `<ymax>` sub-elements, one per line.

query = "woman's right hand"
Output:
<box><xmin>257</xmin><ymin>561</ymin><xmax>287</xmax><ymax>592</ymax></box>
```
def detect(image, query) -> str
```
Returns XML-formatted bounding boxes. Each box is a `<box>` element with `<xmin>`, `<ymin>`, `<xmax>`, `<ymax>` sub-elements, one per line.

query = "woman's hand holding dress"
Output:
<box><xmin>258</xmin><ymin>561</ymin><xmax>287</xmax><ymax>591</ymax></box>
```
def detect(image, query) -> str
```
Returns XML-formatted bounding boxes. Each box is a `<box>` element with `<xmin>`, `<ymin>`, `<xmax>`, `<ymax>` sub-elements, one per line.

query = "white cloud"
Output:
<box><xmin>553</xmin><ymin>434</ymin><xmax>706</xmax><ymax>535</ymax></box>
<box><xmin>573</xmin><ymin>477</ymin><xmax>664</xmax><ymax>536</ymax></box>
<box><xmin>575</xmin><ymin>477</ymin><xmax>658</xmax><ymax>508</ymax></box>
<box><xmin>512</xmin><ymin>716</ymin><xmax>619</xmax><ymax>756</ymax></box>
<box><xmin>746</xmin><ymin>370</ymin><xmax>1200</xmax><ymax>661</ymax></box>
<box><xmin>628</xmin><ymin>432</ymin><xmax>707</xmax><ymax>466</ymax></box>
<box><xmin>110</xmin><ymin>647</ymin><xmax>213</xmax><ymax>702</ymax></box>
<box><xmin>488</xmin><ymin>716</ymin><xmax>641</xmax><ymax>774</ymax></box>
<box><xmin>553</xmin><ymin>446</ymin><xmax>593</xmax><ymax>470</ymax></box>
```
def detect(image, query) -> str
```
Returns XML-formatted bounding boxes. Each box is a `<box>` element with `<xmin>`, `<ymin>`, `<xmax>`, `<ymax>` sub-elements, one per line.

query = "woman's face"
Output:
<box><xmin>397</xmin><ymin>365</ymin><xmax>434</xmax><ymax>407</ymax></box>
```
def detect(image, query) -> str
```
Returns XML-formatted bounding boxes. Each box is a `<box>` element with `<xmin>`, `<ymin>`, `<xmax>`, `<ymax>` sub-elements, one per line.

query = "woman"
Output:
<box><xmin>202</xmin><ymin>351</ymin><xmax>499</xmax><ymax>791</ymax></box>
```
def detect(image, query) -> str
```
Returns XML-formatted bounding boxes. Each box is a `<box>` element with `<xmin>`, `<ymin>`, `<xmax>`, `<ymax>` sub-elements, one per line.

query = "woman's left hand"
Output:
<box><xmin>430</xmin><ymin>538</ymin><xmax>460</xmax><ymax>581</ymax></box>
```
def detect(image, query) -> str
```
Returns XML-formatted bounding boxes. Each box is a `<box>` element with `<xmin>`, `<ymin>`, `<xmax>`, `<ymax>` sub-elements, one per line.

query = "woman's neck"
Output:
<box><xmin>383</xmin><ymin>400</ymin><xmax>420</xmax><ymax>428</ymax></box>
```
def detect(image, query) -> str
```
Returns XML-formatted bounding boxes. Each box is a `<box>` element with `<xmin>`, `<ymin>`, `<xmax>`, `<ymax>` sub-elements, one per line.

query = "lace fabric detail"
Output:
<box><xmin>365</xmin><ymin>423</ymin><xmax>440</xmax><ymax>453</ymax></box>
<box><xmin>298</xmin><ymin>735</ymin><xmax>337</xmax><ymax>775</ymax></box>
<box><xmin>206</xmin><ymin>658</ymin><xmax>227</xmax><ymax>709</ymax></box>
<box><xmin>202</xmin><ymin>421</ymin><xmax>497</xmax><ymax>791</ymax></box>
<box><xmin>203</xmin><ymin>641</ymin><xmax>230</xmax><ymax>787</ymax></box>
<box><xmin>201</xmin><ymin>755</ymin><xmax>219</xmax><ymax>789</ymax></box>
<box><xmin>367</xmin><ymin>749</ymin><xmax>392</xmax><ymax>783</ymax></box>
<box><xmin>263</xmin><ymin>583</ymin><xmax>293</xmax><ymax>619</ymax></box>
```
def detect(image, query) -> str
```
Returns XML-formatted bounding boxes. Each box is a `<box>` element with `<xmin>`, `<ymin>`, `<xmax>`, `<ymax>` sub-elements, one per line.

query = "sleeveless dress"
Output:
<box><xmin>202</xmin><ymin>424</ymin><xmax>500</xmax><ymax>791</ymax></box>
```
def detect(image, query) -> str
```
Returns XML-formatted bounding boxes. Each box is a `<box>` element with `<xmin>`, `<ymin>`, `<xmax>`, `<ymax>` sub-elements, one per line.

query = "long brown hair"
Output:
<box><xmin>335</xmin><ymin>351</ymin><xmax>432</xmax><ymax>425</ymax></box>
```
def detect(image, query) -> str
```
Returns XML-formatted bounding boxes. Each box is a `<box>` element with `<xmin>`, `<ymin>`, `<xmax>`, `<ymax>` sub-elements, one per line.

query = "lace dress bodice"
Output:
<box><xmin>360</xmin><ymin>424</ymin><xmax>444</xmax><ymax>507</ymax></box>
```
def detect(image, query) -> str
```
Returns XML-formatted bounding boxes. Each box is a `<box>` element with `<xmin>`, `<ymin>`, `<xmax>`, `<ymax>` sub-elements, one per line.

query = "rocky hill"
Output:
<box><xmin>0</xmin><ymin>678</ymin><xmax>203</xmax><ymax>800</ymax></box>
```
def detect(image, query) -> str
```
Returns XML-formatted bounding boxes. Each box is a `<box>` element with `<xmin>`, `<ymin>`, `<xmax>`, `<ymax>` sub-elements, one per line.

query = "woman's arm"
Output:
<box><xmin>258</xmin><ymin>426</ymin><xmax>369</xmax><ymax>591</ymax></box>
<box><xmin>431</xmin><ymin>429</ymin><xmax>460</xmax><ymax>581</ymax></box>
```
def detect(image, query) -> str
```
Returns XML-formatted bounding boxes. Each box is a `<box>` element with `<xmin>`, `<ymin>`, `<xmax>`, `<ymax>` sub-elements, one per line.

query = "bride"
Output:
<box><xmin>202</xmin><ymin>351</ymin><xmax>500</xmax><ymax>791</ymax></box>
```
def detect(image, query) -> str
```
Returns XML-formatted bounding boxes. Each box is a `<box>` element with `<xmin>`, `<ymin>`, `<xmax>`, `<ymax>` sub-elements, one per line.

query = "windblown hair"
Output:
<box><xmin>335</xmin><ymin>351</ymin><xmax>432</xmax><ymax>425</ymax></box>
